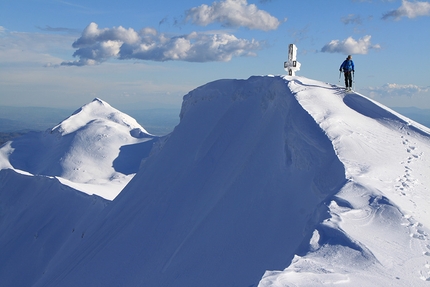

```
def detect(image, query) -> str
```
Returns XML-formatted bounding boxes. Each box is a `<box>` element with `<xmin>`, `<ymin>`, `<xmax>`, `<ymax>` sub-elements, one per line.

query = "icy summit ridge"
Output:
<box><xmin>176</xmin><ymin>75</ymin><xmax>430</xmax><ymax>286</ymax></box>
<box><xmin>179</xmin><ymin>75</ymin><xmax>286</xmax><ymax>119</ymax></box>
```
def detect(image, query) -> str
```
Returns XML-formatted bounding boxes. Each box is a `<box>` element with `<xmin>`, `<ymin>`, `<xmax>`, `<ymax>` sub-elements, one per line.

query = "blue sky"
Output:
<box><xmin>1</xmin><ymin>0</ymin><xmax>429</xmax><ymax>110</ymax></box>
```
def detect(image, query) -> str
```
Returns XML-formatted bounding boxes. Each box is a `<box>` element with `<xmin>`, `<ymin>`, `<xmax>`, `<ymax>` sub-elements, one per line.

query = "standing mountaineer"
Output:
<box><xmin>339</xmin><ymin>55</ymin><xmax>355</xmax><ymax>91</ymax></box>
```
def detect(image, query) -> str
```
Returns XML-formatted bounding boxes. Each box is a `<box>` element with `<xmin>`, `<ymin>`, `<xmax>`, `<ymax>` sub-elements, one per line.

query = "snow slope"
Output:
<box><xmin>32</xmin><ymin>76</ymin><xmax>346</xmax><ymax>287</ymax></box>
<box><xmin>0</xmin><ymin>98</ymin><xmax>158</xmax><ymax>200</ymax></box>
<box><xmin>0</xmin><ymin>76</ymin><xmax>429</xmax><ymax>286</ymax></box>
<box><xmin>258</xmin><ymin>77</ymin><xmax>430</xmax><ymax>286</ymax></box>
<box><xmin>0</xmin><ymin>169</ymin><xmax>108</xmax><ymax>287</ymax></box>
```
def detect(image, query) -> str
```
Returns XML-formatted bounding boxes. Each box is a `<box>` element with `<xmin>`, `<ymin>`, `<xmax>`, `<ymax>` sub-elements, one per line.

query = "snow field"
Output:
<box><xmin>1</xmin><ymin>76</ymin><xmax>430</xmax><ymax>286</ymax></box>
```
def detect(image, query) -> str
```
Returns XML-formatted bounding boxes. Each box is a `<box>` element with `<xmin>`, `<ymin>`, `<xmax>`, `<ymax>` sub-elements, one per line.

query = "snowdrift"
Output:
<box><xmin>1</xmin><ymin>76</ymin><xmax>430</xmax><ymax>286</ymax></box>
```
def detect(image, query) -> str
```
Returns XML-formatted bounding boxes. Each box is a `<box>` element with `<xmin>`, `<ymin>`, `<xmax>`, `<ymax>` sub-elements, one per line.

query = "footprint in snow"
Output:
<box><xmin>402</xmin><ymin>216</ymin><xmax>430</xmax><ymax>281</ymax></box>
<box><xmin>396</xmin><ymin>136</ymin><xmax>421</xmax><ymax>195</ymax></box>
<box><xmin>425</xmin><ymin>245</ymin><xmax>430</xmax><ymax>256</ymax></box>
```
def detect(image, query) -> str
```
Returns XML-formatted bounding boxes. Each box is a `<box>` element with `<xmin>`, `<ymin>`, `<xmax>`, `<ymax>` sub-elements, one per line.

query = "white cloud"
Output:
<box><xmin>184</xmin><ymin>0</ymin><xmax>281</xmax><ymax>31</ymax></box>
<box><xmin>382</xmin><ymin>0</ymin><xmax>430</xmax><ymax>20</ymax></box>
<box><xmin>321</xmin><ymin>35</ymin><xmax>381</xmax><ymax>55</ymax></box>
<box><xmin>72</xmin><ymin>22</ymin><xmax>140</xmax><ymax>47</ymax></box>
<box><xmin>365</xmin><ymin>83</ymin><xmax>430</xmax><ymax>98</ymax></box>
<box><xmin>62</xmin><ymin>22</ymin><xmax>262</xmax><ymax>66</ymax></box>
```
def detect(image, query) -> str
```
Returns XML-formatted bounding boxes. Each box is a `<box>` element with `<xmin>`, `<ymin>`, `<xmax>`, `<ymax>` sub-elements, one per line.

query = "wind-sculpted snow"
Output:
<box><xmin>31</xmin><ymin>76</ymin><xmax>347</xmax><ymax>287</ymax></box>
<box><xmin>1</xmin><ymin>76</ymin><xmax>430</xmax><ymax>287</ymax></box>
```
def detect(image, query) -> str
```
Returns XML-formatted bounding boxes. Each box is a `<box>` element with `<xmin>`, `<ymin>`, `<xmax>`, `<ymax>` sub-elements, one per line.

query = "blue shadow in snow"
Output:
<box><xmin>343</xmin><ymin>93</ymin><xmax>430</xmax><ymax>137</ymax></box>
<box><xmin>343</xmin><ymin>93</ymin><xmax>406</xmax><ymax>122</ymax></box>
<box><xmin>113</xmin><ymin>140</ymin><xmax>154</xmax><ymax>175</ymax></box>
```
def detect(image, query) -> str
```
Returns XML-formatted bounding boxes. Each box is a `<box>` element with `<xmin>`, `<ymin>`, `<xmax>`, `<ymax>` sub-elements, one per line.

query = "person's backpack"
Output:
<box><xmin>343</xmin><ymin>60</ymin><xmax>354</xmax><ymax>72</ymax></box>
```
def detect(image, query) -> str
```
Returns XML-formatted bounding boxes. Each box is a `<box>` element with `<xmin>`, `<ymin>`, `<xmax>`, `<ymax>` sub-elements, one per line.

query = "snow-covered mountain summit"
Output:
<box><xmin>1</xmin><ymin>76</ymin><xmax>430</xmax><ymax>286</ymax></box>
<box><xmin>51</xmin><ymin>98</ymin><xmax>150</xmax><ymax>136</ymax></box>
<box><xmin>0</xmin><ymin>98</ymin><xmax>158</xmax><ymax>200</ymax></box>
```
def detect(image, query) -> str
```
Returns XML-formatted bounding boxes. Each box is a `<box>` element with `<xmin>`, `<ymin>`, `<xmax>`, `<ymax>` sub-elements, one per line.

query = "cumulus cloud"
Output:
<box><xmin>72</xmin><ymin>22</ymin><xmax>140</xmax><ymax>47</ymax></box>
<box><xmin>365</xmin><ymin>83</ymin><xmax>430</xmax><ymax>98</ymax></box>
<box><xmin>383</xmin><ymin>0</ymin><xmax>430</xmax><ymax>20</ymax></box>
<box><xmin>321</xmin><ymin>35</ymin><xmax>381</xmax><ymax>55</ymax></box>
<box><xmin>184</xmin><ymin>0</ymin><xmax>281</xmax><ymax>31</ymax></box>
<box><xmin>61</xmin><ymin>22</ymin><xmax>262</xmax><ymax>66</ymax></box>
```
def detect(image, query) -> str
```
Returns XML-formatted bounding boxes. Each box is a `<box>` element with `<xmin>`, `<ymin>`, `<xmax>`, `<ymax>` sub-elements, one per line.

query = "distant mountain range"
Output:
<box><xmin>1</xmin><ymin>103</ymin><xmax>428</xmax><ymax>136</ymax></box>
<box><xmin>389</xmin><ymin>106</ymin><xmax>430</xmax><ymax>128</ymax></box>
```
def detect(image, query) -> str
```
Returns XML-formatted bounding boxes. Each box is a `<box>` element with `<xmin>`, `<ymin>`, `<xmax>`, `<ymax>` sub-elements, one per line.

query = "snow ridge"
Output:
<box><xmin>1</xmin><ymin>76</ymin><xmax>430</xmax><ymax>286</ymax></box>
<box><xmin>259</xmin><ymin>76</ymin><xmax>430</xmax><ymax>286</ymax></box>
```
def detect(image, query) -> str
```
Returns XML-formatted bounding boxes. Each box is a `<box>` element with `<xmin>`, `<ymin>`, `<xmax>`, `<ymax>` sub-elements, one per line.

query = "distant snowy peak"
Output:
<box><xmin>52</xmin><ymin>98</ymin><xmax>151</xmax><ymax>137</ymax></box>
<box><xmin>0</xmin><ymin>97</ymin><xmax>159</xmax><ymax>200</ymax></box>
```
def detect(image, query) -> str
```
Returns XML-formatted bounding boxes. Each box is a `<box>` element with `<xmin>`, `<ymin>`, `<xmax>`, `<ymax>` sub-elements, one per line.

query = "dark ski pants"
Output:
<box><xmin>344</xmin><ymin>71</ymin><xmax>353</xmax><ymax>88</ymax></box>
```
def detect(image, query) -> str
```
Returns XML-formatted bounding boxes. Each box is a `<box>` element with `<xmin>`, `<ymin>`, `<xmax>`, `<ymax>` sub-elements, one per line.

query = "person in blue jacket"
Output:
<box><xmin>339</xmin><ymin>55</ymin><xmax>355</xmax><ymax>91</ymax></box>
